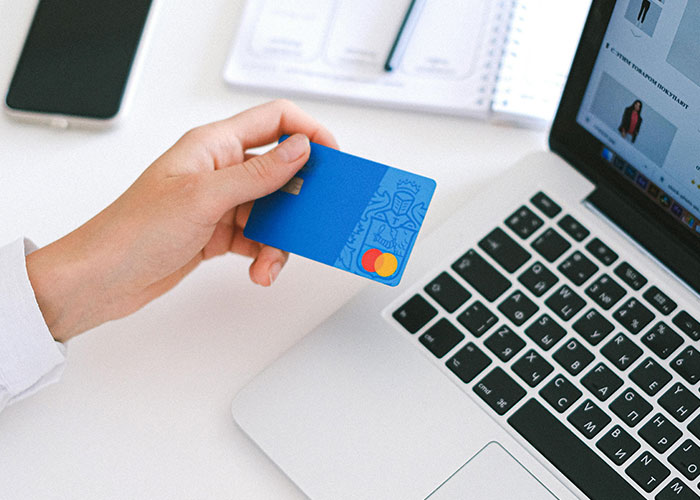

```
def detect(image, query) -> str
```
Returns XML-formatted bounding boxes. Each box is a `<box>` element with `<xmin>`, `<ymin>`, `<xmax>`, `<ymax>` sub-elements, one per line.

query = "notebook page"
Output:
<box><xmin>491</xmin><ymin>0</ymin><xmax>592</xmax><ymax>126</ymax></box>
<box><xmin>223</xmin><ymin>0</ymin><xmax>512</xmax><ymax>118</ymax></box>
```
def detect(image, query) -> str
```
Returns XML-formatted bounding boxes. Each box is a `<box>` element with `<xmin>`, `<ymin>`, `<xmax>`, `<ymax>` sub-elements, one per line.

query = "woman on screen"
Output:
<box><xmin>618</xmin><ymin>99</ymin><xmax>643</xmax><ymax>143</ymax></box>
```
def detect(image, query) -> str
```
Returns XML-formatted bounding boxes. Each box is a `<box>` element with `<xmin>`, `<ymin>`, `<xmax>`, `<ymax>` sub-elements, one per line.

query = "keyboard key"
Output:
<box><xmin>457</xmin><ymin>301</ymin><xmax>497</xmax><ymax>337</ymax></box>
<box><xmin>558</xmin><ymin>251</ymin><xmax>599</xmax><ymax>286</ymax></box>
<box><xmin>656</xmin><ymin>478</ymin><xmax>700</xmax><ymax>500</ymax></box>
<box><xmin>524</xmin><ymin>314</ymin><xmax>565</xmax><ymax>351</ymax></box>
<box><xmin>530</xmin><ymin>191</ymin><xmax>561</xmax><ymax>218</ymax></box>
<box><xmin>610</xmin><ymin>388</ymin><xmax>652</xmax><ymax>427</ymax></box>
<box><xmin>596</xmin><ymin>425</ymin><xmax>640</xmax><ymax>465</ymax></box>
<box><xmin>573</xmin><ymin>308</ymin><xmax>614</xmax><ymax>346</ymax></box>
<box><xmin>478</xmin><ymin>228</ymin><xmax>530</xmax><ymax>273</ymax></box>
<box><xmin>642</xmin><ymin>322</ymin><xmax>683</xmax><ymax>360</ymax></box>
<box><xmin>531</xmin><ymin>228</ymin><xmax>571</xmax><ymax>263</ymax></box>
<box><xmin>508</xmin><ymin>399</ymin><xmax>644</xmax><ymax>500</ymax></box>
<box><xmin>568</xmin><ymin>399</ymin><xmax>611</xmax><ymax>439</ymax></box>
<box><xmin>586</xmin><ymin>238</ymin><xmax>618</xmax><ymax>266</ymax></box>
<box><xmin>614</xmin><ymin>262</ymin><xmax>648</xmax><ymax>290</ymax></box>
<box><xmin>558</xmin><ymin>214</ymin><xmax>590</xmax><ymax>242</ymax></box>
<box><xmin>585</xmin><ymin>274</ymin><xmax>626</xmax><ymax>310</ymax></box>
<box><xmin>671</xmin><ymin>346</ymin><xmax>700</xmax><ymax>385</ymax></box>
<box><xmin>484</xmin><ymin>325</ymin><xmax>525</xmax><ymax>362</ymax></box>
<box><xmin>505</xmin><ymin>206</ymin><xmax>543</xmax><ymax>239</ymax></box>
<box><xmin>512</xmin><ymin>349</ymin><xmax>553</xmax><ymax>387</ymax></box>
<box><xmin>498</xmin><ymin>290</ymin><xmax>538</xmax><ymax>326</ymax></box>
<box><xmin>614</xmin><ymin>298</ymin><xmax>655</xmax><ymax>335</ymax></box>
<box><xmin>446</xmin><ymin>343</ymin><xmax>491</xmax><ymax>384</ymax></box>
<box><xmin>518</xmin><ymin>261</ymin><xmax>558</xmax><ymax>297</ymax></box>
<box><xmin>419</xmin><ymin>319</ymin><xmax>464</xmax><ymax>358</ymax></box>
<box><xmin>582</xmin><ymin>363</ymin><xmax>623</xmax><ymax>401</ymax></box>
<box><xmin>689</xmin><ymin>415</ymin><xmax>700</xmax><ymax>441</ymax></box>
<box><xmin>669</xmin><ymin>440</ymin><xmax>700</xmax><ymax>481</ymax></box>
<box><xmin>546</xmin><ymin>285</ymin><xmax>586</xmax><ymax>321</ymax></box>
<box><xmin>601</xmin><ymin>333</ymin><xmax>643</xmax><ymax>371</ymax></box>
<box><xmin>643</xmin><ymin>286</ymin><xmax>677</xmax><ymax>316</ymax></box>
<box><xmin>393</xmin><ymin>294</ymin><xmax>437</xmax><ymax>333</ymax></box>
<box><xmin>625</xmin><ymin>450</ymin><xmax>670</xmax><ymax>493</ymax></box>
<box><xmin>473</xmin><ymin>367</ymin><xmax>526</xmax><ymax>416</ymax></box>
<box><xmin>452</xmin><ymin>250</ymin><xmax>511</xmax><ymax>302</ymax></box>
<box><xmin>639</xmin><ymin>413</ymin><xmax>682</xmax><ymax>453</ymax></box>
<box><xmin>673</xmin><ymin>310</ymin><xmax>700</xmax><ymax>341</ymax></box>
<box><xmin>659</xmin><ymin>383</ymin><xmax>700</xmax><ymax>423</ymax></box>
<box><xmin>630</xmin><ymin>358</ymin><xmax>672</xmax><ymax>396</ymax></box>
<box><xmin>539</xmin><ymin>374</ymin><xmax>581</xmax><ymax>413</ymax></box>
<box><xmin>554</xmin><ymin>338</ymin><xmax>594</xmax><ymax>376</ymax></box>
<box><xmin>424</xmin><ymin>272</ymin><xmax>470</xmax><ymax>313</ymax></box>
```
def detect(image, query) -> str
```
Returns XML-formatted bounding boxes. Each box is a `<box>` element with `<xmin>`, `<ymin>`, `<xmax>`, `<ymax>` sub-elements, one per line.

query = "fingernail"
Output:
<box><xmin>276</xmin><ymin>134</ymin><xmax>309</xmax><ymax>163</ymax></box>
<box><xmin>268</xmin><ymin>262</ymin><xmax>283</xmax><ymax>285</ymax></box>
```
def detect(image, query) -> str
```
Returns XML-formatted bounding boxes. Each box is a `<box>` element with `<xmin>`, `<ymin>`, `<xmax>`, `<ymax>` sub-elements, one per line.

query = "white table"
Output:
<box><xmin>0</xmin><ymin>1</ymin><xmax>547</xmax><ymax>498</ymax></box>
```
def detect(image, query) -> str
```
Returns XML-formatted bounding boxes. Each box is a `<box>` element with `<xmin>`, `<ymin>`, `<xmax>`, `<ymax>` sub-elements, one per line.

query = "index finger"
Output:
<box><xmin>201</xmin><ymin>99</ymin><xmax>339</xmax><ymax>168</ymax></box>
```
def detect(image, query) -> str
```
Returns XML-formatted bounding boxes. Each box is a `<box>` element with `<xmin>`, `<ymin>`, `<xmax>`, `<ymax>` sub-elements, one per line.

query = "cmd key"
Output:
<box><xmin>473</xmin><ymin>367</ymin><xmax>525</xmax><ymax>416</ymax></box>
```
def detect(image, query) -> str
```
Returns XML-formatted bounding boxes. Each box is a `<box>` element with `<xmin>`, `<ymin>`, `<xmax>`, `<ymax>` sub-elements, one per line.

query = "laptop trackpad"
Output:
<box><xmin>427</xmin><ymin>442</ymin><xmax>558</xmax><ymax>499</ymax></box>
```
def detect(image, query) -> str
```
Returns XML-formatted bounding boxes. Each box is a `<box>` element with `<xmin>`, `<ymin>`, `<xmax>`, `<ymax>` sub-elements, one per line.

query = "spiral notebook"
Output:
<box><xmin>223</xmin><ymin>0</ymin><xmax>591</xmax><ymax>126</ymax></box>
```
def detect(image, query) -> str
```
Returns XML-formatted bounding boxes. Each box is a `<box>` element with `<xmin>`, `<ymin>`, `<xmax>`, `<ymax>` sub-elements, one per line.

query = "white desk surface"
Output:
<box><xmin>0</xmin><ymin>1</ymin><xmax>548</xmax><ymax>498</ymax></box>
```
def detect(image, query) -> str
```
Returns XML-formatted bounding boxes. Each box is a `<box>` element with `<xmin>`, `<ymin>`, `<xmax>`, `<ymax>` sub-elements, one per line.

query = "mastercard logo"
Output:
<box><xmin>361</xmin><ymin>248</ymin><xmax>398</xmax><ymax>277</ymax></box>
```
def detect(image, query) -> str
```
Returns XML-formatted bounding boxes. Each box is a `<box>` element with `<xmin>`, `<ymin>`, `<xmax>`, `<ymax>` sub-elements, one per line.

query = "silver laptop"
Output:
<box><xmin>232</xmin><ymin>1</ymin><xmax>700</xmax><ymax>498</ymax></box>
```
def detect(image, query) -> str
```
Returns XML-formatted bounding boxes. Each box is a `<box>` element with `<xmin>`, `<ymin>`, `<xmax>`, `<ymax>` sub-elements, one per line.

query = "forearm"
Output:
<box><xmin>25</xmin><ymin>231</ymin><xmax>101</xmax><ymax>343</ymax></box>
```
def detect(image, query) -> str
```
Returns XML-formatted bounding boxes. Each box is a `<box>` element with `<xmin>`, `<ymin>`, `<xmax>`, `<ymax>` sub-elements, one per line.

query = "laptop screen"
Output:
<box><xmin>550</xmin><ymin>0</ymin><xmax>700</xmax><ymax>292</ymax></box>
<box><xmin>575</xmin><ymin>0</ymin><xmax>700</xmax><ymax>237</ymax></box>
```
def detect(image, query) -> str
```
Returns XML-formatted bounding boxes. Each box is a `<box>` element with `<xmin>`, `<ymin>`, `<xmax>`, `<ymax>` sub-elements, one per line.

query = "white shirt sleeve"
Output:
<box><xmin>0</xmin><ymin>238</ymin><xmax>66</xmax><ymax>412</ymax></box>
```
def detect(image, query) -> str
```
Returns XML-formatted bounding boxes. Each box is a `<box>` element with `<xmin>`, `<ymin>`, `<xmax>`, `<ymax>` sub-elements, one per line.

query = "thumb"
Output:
<box><xmin>207</xmin><ymin>133</ymin><xmax>310</xmax><ymax>212</ymax></box>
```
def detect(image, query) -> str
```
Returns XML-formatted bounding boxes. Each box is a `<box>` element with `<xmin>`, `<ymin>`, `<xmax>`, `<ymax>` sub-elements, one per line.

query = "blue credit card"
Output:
<box><xmin>244</xmin><ymin>136</ymin><xmax>437</xmax><ymax>286</ymax></box>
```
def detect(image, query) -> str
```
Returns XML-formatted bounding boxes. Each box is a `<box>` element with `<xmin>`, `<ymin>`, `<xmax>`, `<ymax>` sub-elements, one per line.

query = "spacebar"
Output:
<box><xmin>507</xmin><ymin>399</ymin><xmax>644</xmax><ymax>500</ymax></box>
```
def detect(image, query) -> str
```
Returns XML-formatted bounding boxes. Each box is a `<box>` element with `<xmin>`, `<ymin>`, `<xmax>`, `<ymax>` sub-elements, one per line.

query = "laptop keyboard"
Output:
<box><xmin>391</xmin><ymin>191</ymin><xmax>700</xmax><ymax>500</ymax></box>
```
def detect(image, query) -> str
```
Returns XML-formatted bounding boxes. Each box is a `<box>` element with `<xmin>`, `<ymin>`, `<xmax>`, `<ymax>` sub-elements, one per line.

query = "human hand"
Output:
<box><xmin>26</xmin><ymin>99</ymin><xmax>338</xmax><ymax>342</ymax></box>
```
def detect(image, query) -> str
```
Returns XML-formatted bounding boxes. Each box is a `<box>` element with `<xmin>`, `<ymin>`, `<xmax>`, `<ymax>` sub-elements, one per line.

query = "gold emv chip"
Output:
<box><xmin>281</xmin><ymin>176</ymin><xmax>304</xmax><ymax>195</ymax></box>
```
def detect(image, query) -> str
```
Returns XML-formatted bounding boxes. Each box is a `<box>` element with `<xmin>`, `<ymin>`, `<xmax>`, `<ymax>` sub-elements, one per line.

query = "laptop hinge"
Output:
<box><xmin>586</xmin><ymin>185</ymin><xmax>700</xmax><ymax>294</ymax></box>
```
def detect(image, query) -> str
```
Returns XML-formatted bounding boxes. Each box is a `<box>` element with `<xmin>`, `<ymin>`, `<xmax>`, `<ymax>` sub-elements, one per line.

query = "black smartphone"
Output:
<box><xmin>5</xmin><ymin>0</ymin><xmax>156</xmax><ymax>128</ymax></box>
